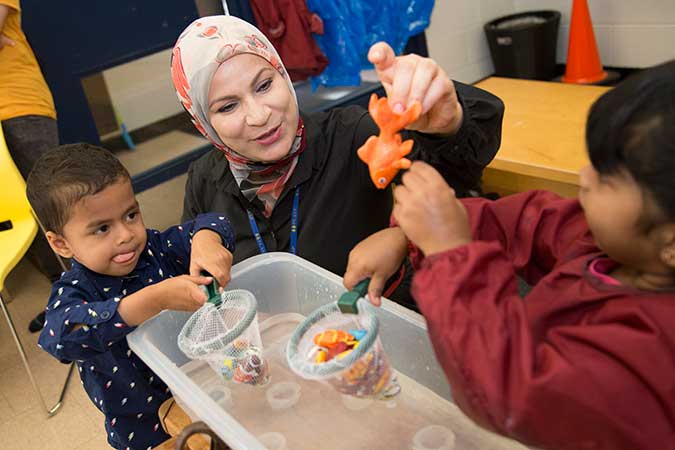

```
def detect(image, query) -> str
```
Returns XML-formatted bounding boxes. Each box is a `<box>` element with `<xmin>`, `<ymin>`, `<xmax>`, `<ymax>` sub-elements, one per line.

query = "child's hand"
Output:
<box><xmin>344</xmin><ymin>227</ymin><xmax>408</xmax><ymax>306</ymax></box>
<box><xmin>157</xmin><ymin>275</ymin><xmax>211</xmax><ymax>312</ymax></box>
<box><xmin>394</xmin><ymin>161</ymin><xmax>472</xmax><ymax>255</ymax></box>
<box><xmin>117</xmin><ymin>275</ymin><xmax>211</xmax><ymax>326</ymax></box>
<box><xmin>189</xmin><ymin>230</ymin><xmax>233</xmax><ymax>288</ymax></box>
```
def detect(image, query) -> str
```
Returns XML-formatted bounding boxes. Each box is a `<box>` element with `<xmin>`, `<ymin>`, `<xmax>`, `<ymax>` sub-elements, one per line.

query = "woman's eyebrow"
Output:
<box><xmin>208</xmin><ymin>68</ymin><xmax>271</xmax><ymax>109</ymax></box>
<box><xmin>251</xmin><ymin>67</ymin><xmax>272</xmax><ymax>86</ymax></box>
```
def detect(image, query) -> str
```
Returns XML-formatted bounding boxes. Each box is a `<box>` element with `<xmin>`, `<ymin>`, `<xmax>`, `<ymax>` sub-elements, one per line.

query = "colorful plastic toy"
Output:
<box><xmin>357</xmin><ymin>94</ymin><xmax>422</xmax><ymax>189</ymax></box>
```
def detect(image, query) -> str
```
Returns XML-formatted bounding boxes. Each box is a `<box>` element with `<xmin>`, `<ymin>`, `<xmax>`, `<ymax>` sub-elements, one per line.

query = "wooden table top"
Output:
<box><xmin>475</xmin><ymin>77</ymin><xmax>611</xmax><ymax>186</ymax></box>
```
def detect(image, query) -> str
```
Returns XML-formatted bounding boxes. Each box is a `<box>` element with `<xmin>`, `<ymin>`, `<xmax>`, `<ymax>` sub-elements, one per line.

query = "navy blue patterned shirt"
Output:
<box><xmin>38</xmin><ymin>213</ymin><xmax>235</xmax><ymax>450</ymax></box>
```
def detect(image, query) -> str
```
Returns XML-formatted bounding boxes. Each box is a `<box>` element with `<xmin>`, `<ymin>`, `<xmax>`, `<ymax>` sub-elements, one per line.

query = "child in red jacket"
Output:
<box><xmin>345</xmin><ymin>61</ymin><xmax>675</xmax><ymax>450</ymax></box>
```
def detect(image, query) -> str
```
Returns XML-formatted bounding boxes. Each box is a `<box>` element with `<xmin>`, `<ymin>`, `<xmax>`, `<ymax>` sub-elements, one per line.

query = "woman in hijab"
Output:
<box><xmin>173</xmin><ymin>15</ymin><xmax>504</xmax><ymax>303</ymax></box>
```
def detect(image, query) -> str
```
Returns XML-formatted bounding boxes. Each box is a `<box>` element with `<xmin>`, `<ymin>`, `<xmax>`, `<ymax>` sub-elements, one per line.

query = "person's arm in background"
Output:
<box><xmin>0</xmin><ymin>3</ymin><xmax>17</xmax><ymax>49</ymax></box>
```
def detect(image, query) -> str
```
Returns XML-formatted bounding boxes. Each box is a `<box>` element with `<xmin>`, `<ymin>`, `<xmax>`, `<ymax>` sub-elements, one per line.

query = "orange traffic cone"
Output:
<box><xmin>562</xmin><ymin>0</ymin><xmax>608</xmax><ymax>84</ymax></box>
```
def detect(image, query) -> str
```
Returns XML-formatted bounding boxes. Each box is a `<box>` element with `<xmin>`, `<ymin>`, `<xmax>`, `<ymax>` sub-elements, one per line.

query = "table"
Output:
<box><xmin>474</xmin><ymin>77</ymin><xmax>611</xmax><ymax>197</ymax></box>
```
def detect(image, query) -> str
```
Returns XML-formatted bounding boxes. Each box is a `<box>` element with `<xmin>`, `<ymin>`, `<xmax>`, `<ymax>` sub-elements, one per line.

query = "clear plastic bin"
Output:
<box><xmin>128</xmin><ymin>253</ymin><xmax>530</xmax><ymax>450</ymax></box>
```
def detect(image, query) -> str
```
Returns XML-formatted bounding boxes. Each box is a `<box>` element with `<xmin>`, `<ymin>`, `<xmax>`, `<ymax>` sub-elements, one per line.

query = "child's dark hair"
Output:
<box><xmin>26</xmin><ymin>143</ymin><xmax>131</xmax><ymax>234</ymax></box>
<box><xmin>587</xmin><ymin>60</ymin><xmax>675</xmax><ymax>220</ymax></box>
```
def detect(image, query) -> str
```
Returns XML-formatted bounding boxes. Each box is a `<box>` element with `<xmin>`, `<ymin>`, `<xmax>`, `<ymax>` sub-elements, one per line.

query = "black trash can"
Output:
<box><xmin>484</xmin><ymin>10</ymin><xmax>561</xmax><ymax>80</ymax></box>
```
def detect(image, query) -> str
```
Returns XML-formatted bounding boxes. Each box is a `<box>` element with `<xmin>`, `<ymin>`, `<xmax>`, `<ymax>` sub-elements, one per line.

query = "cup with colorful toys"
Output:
<box><xmin>286</xmin><ymin>279</ymin><xmax>400</xmax><ymax>399</ymax></box>
<box><xmin>178</xmin><ymin>282</ymin><xmax>270</xmax><ymax>387</ymax></box>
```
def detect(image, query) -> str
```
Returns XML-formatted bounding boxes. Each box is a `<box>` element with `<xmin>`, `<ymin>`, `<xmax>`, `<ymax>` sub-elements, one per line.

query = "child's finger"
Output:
<box><xmin>210</xmin><ymin>267</ymin><xmax>231</xmax><ymax>290</ymax></box>
<box><xmin>401</xmin><ymin>166</ymin><xmax>427</xmax><ymax>186</ymax></box>
<box><xmin>187</xmin><ymin>275</ymin><xmax>213</xmax><ymax>285</ymax></box>
<box><xmin>393</xmin><ymin>184</ymin><xmax>412</xmax><ymax>206</ymax></box>
<box><xmin>367</xmin><ymin>273</ymin><xmax>388</xmax><ymax>307</ymax></box>
<box><xmin>343</xmin><ymin>263</ymin><xmax>366</xmax><ymax>291</ymax></box>
<box><xmin>188</xmin><ymin>261</ymin><xmax>202</xmax><ymax>278</ymax></box>
<box><xmin>189</xmin><ymin>284</ymin><xmax>207</xmax><ymax>305</ymax></box>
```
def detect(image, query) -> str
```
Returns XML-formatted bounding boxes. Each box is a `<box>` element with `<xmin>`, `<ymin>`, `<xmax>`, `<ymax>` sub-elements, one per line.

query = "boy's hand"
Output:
<box><xmin>189</xmin><ymin>230</ymin><xmax>233</xmax><ymax>289</ymax></box>
<box><xmin>394</xmin><ymin>162</ymin><xmax>472</xmax><ymax>256</ymax></box>
<box><xmin>157</xmin><ymin>275</ymin><xmax>211</xmax><ymax>311</ymax></box>
<box><xmin>117</xmin><ymin>275</ymin><xmax>211</xmax><ymax>326</ymax></box>
<box><xmin>344</xmin><ymin>227</ymin><xmax>408</xmax><ymax>306</ymax></box>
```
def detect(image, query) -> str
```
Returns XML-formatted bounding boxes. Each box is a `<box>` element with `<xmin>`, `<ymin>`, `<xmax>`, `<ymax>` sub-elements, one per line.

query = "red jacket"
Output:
<box><xmin>409</xmin><ymin>191</ymin><xmax>675</xmax><ymax>450</ymax></box>
<box><xmin>249</xmin><ymin>0</ymin><xmax>328</xmax><ymax>81</ymax></box>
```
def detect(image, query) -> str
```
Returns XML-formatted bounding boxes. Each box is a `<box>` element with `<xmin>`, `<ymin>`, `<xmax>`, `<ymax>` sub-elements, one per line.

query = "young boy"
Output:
<box><xmin>28</xmin><ymin>144</ymin><xmax>236</xmax><ymax>450</ymax></box>
<box><xmin>345</xmin><ymin>61</ymin><xmax>675</xmax><ymax>450</ymax></box>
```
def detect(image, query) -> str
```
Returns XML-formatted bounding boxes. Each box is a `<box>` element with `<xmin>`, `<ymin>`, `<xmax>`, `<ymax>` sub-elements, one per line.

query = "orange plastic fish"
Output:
<box><xmin>357</xmin><ymin>94</ymin><xmax>422</xmax><ymax>189</ymax></box>
<box><xmin>313</xmin><ymin>329</ymin><xmax>355</xmax><ymax>349</ymax></box>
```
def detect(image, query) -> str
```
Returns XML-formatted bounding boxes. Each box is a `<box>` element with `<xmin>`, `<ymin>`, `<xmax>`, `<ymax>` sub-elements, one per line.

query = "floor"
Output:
<box><xmin>0</xmin><ymin>131</ymin><xmax>200</xmax><ymax>449</ymax></box>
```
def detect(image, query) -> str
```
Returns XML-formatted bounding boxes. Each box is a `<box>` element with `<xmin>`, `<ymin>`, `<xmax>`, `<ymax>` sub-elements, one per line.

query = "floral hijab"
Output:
<box><xmin>171</xmin><ymin>15</ymin><xmax>305</xmax><ymax>217</ymax></box>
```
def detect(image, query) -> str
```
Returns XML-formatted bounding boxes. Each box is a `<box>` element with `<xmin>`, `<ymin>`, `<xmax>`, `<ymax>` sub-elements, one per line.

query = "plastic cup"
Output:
<box><xmin>258</xmin><ymin>432</ymin><xmax>288</xmax><ymax>450</ymax></box>
<box><xmin>266</xmin><ymin>382</ymin><xmax>301</xmax><ymax>409</ymax></box>
<box><xmin>412</xmin><ymin>425</ymin><xmax>456</xmax><ymax>450</ymax></box>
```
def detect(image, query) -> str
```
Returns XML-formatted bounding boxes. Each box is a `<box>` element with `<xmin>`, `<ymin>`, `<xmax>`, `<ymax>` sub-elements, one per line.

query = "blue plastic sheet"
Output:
<box><xmin>307</xmin><ymin>0</ymin><xmax>434</xmax><ymax>88</ymax></box>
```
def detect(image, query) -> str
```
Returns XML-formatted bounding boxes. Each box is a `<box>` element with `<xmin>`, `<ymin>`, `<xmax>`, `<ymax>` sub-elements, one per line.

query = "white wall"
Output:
<box><xmin>513</xmin><ymin>0</ymin><xmax>675</xmax><ymax>68</ymax></box>
<box><xmin>426</xmin><ymin>0</ymin><xmax>516</xmax><ymax>83</ymax></box>
<box><xmin>102</xmin><ymin>49</ymin><xmax>183</xmax><ymax>132</ymax></box>
<box><xmin>427</xmin><ymin>0</ymin><xmax>675</xmax><ymax>84</ymax></box>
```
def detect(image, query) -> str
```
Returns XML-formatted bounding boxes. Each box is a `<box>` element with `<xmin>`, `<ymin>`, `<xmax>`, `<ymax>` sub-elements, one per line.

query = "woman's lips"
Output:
<box><xmin>255</xmin><ymin>124</ymin><xmax>282</xmax><ymax>145</ymax></box>
<box><xmin>112</xmin><ymin>251</ymin><xmax>136</xmax><ymax>265</ymax></box>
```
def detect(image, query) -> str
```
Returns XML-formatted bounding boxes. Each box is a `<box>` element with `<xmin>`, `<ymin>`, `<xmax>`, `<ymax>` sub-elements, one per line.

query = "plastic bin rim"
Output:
<box><xmin>226</xmin><ymin>252</ymin><xmax>428</xmax><ymax>329</ymax></box>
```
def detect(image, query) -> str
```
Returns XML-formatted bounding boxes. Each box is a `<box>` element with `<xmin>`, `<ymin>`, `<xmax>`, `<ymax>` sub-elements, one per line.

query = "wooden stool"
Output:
<box><xmin>158</xmin><ymin>398</ymin><xmax>214</xmax><ymax>450</ymax></box>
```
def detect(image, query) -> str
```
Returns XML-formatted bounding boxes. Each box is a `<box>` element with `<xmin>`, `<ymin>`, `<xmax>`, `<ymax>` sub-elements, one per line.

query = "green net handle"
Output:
<box><xmin>200</xmin><ymin>271</ymin><xmax>222</xmax><ymax>306</ymax></box>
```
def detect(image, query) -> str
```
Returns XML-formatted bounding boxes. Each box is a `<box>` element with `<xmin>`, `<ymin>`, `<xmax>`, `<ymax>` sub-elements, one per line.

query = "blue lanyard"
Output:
<box><xmin>247</xmin><ymin>187</ymin><xmax>300</xmax><ymax>255</ymax></box>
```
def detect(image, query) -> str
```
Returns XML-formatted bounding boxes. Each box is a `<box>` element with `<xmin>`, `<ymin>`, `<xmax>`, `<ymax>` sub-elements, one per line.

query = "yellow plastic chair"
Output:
<box><xmin>0</xmin><ymin>122</ymin><xmax>74</xmax><ymax>417</ymax></box>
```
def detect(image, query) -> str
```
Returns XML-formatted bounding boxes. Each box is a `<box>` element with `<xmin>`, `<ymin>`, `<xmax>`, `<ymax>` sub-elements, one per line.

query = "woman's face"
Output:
<box><xmin>207</xmin><ymin>53</ymin><xmax>299</xmax><ymax>163</ymax></box>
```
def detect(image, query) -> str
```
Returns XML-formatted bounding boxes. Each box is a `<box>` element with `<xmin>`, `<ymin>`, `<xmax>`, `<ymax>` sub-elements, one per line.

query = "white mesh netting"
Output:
<box><xmin>178</xmin><ymin>289</ymin><xmax>269</xmax><ymax>386</ymax></box>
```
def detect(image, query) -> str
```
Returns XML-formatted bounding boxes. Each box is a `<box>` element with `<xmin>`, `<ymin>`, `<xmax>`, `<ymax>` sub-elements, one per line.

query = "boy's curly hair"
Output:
<box><xmin>26</xmin><ymin>143</ymin><xmax>131</xmax><ymax>234</ymax></box>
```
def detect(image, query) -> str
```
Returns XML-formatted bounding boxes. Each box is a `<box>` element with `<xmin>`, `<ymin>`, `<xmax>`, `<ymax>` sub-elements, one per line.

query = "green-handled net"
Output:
<box><xmin>178</xmin><ymin>289</ymin><xmax>269</xmax><ymax>386</ymax></box>
<box><xmin>286</xmin><ymin>299</ymin><xmax>399</xmax><ymax>398</ymax></box>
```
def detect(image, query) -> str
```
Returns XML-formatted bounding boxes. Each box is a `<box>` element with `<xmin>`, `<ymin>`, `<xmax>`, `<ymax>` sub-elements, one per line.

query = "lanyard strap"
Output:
<box><xmin>247</xmin><ymin>187</ymin><xmax>300</xmax><ymax>255</ymax></box>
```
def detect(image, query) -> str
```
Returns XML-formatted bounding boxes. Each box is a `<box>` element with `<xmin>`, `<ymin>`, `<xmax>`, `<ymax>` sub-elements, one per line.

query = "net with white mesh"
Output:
<box><xmin>178</xmin><ymin>289</ymin><xmax>269</xmax><ymax>386</ymax></box>
<box><xmin>286</xmin><ymin>299</ymin><xmax>400</xmax><ymax>398</ymax></box>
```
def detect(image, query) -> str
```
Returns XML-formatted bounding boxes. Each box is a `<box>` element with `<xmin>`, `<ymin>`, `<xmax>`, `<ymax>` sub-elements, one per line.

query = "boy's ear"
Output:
<box><xmin>658</xmin><ymin>224</ymin><xmax>675</xmax><ymax>270</ymax></box>
<box><xmin>45</xmin><ymin>231</ymin><xmax>74</xmax><ymax>259</ymax></box>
